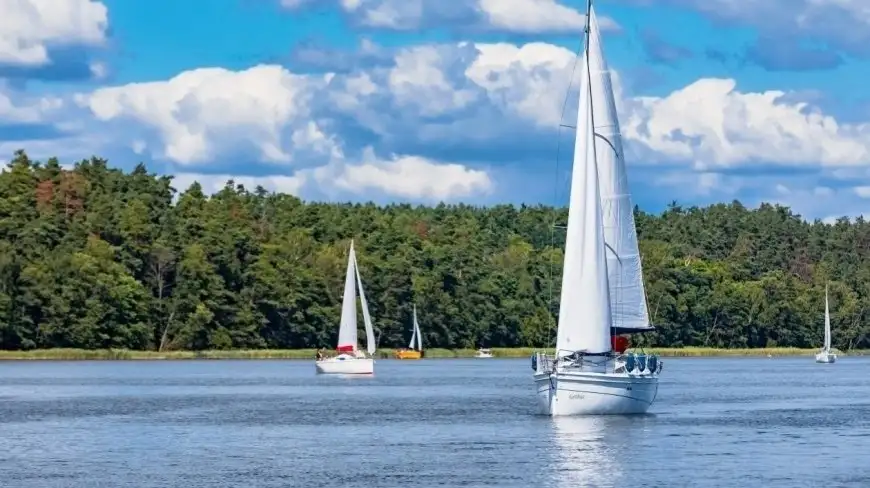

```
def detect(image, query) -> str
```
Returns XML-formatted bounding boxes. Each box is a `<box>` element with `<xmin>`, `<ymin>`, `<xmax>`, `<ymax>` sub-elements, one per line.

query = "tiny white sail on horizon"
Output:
<box><xmin>409</xmin><ymin>305</ymin><xmax>423</xmax><ymax>351</ymax></box>
<box><xmin>815</xmin><ymin>283</ymin><xmax>837</xmax><ymax>364</ymax></box>
<box><xmin>824</xmin><ymin>284</ymin><xmax>831</xmax><ymax>352</ymax></box>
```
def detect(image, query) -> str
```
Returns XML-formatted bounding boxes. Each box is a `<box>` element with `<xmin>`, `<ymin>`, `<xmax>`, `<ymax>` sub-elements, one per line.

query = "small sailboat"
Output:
<box><xmin>395</xmin><ymin>305</ymin><xmax>423</xmax><ymax>359</ymax></box>
<box><xmin>315</xmin><ymin>240</ymin><xmax>376</xmax><ymax>374</ymax></box>
<box><xmin>531</xmin><ymin>0</ymin><xmax>662</xmax><ymax>415</ymax></box>
<box><xmin>815</xmin><ymin>284</ymin><xmax>837</xmax><ymax>364</ymax></box>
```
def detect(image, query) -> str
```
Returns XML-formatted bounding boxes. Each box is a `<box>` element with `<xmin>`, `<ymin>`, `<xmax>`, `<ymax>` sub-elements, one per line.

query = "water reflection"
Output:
<box><xmin>546</xmin><ymin>416</ymin><xmax>639</xmax><ymax>487</ymax></box>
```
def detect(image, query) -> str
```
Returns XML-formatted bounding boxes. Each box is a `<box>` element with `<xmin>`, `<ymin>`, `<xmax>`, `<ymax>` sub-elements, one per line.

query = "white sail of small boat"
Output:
<box><xmin>315</xmin><ymin>240</ymin><xmax>376</xmax><ymax>374</ymax></box>
<box><xmin>815</xmin><ymin>284</ymin><xmax>837</xmax><ymax>364</ymax></box>
<box><xmin>409</xmin><ymin>305</ymin><xmax>423</xmax><ymax>351</ymax></box>
<box><xmin>531</xmin><ymin>0</ymin><xmax>661</xmax><ymax>415</ymax></box>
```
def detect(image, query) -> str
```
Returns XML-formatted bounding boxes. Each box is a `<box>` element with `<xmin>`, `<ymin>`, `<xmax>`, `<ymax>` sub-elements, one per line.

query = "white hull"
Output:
<box><xmin>315</xmin><ymin>356</ymin><xmax>374</xmax><ymax>375</ymax></box>
<box><xmin>476</xmin><ymin>349</ymin><xmax>493</xmax><ymax>358</ymax></box>
<box><xmin>534</xmin><ymin>370</ymin><xmax>658</xmax><ymax>415</ymax></box>
<box><xmin>815</xmin><ymin>351</ymin><xmax>837</xmax><ymax>364</ymax></box>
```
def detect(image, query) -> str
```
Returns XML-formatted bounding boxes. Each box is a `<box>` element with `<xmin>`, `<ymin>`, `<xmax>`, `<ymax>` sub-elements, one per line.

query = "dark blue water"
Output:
<box><xmin>0</xmin><ymin>357</ymin><xmax>868</xmax><ymax>487</ymax></box>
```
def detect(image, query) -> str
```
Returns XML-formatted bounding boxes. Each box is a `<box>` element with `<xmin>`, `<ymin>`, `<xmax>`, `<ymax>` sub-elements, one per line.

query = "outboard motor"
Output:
<box><xmin>648</xmin><ymin>355</ymin><xmax>658</xmax><ymax>374</ymax></box>
<box><xmin>531</xmin><ymin>354</ymin><xmax>537</xmax><ymax>372</ymax></box>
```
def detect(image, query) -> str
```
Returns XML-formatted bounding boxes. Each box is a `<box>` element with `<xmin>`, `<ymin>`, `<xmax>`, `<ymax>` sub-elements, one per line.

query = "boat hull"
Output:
<box><xmin>315</xmin><ymin>357</ymin><xmax>374</xmax><ymax>374</ymax></box>
<box><xmin>394</xmin><ymin>349</ymin><xmax>422</xmax><ymax>360</ymax></box>
<box><xmin>815</xmin><ymin>351</ymin><xmax>837</xmax><ymax>363</ymax></box>
<box><xmin>534</xmin><ymin>370</ymin><xmax>658</xmax><ymax>416</ymax></box>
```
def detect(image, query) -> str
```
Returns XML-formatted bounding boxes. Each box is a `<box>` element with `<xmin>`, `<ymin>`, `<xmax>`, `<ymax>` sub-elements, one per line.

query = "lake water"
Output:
<box><xmin>0</xmin><ymin>356</ymin><xmax>868</xmax><ymax>487</ymax></box>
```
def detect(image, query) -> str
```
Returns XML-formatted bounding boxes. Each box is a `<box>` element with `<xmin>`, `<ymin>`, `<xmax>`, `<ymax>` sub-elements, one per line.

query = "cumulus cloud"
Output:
<box><xmin>312</xmin><ymin>147</ymin><xmax>493</xmax><ymax>200</ymax></box>
<box><xmin>623</xmin><ymin>78</ymin><xmax>870</xmax><ymax>169</ymax></box>
<box><xmin>280</xmin><ymin>0</ymin><xmax>619</xmax><ymax>33</ymax></box>
<box><xmin>0</xmin><ymin>0</ymin><xmax>108</xmax><ymax>80</ymax></box>
<box><xmin>70</xmin><ymin>37</ymin><xmax>870</xmax><ymax>209</ymax></box>
<box><xmin>81</xmin><ymin>65</ymin><xmax>335</xmax><ymax>165</ymax></box>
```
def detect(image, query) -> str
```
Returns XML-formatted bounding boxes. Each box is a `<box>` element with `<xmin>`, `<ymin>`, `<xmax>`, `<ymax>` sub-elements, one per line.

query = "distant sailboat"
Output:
<box><xmin>395</xmin><ymin>305</ymin><xmax>423</xmax><ymax>360</ymax></box>
<box><xmin>315</xmin><ymin>240</ymin><xmax>376</xmax><ymax>374</ymax></box>
<box><xmin>815</xmin><ymin>284</ymin><xmax>837</xmax><ymax>364</ymax></box>
<box><xmin>531</xmin><ymin>0</ymin><xmax>662</xmax><ymax>415</ymax></box>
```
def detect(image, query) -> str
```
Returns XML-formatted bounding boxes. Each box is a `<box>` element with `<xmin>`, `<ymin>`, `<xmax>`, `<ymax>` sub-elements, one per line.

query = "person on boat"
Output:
<box><xmin>316</xmin><ymin>349</ymin><xmax>324</xmax><ymax>361</ymax></box>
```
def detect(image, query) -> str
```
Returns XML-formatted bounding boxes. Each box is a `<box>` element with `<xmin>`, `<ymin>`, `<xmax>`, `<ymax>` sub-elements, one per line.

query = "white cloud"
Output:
<box><xmin>623</xmin><ymin>78</ymin><xmax>870</xmax><ymax>169</ymax></box>
<box><xmin>35</xmin><ymin>36</ymin><xmax>870</xmax><ymax>211</ymax></box>
<box><xmin>0</xmin><ymin>83</ymin><xmax>64</xmax><ymax>123</ymax></box>
<box><xmin>168</xmin><ymin>149</ymin><xmax>491</xmax><ymax>202</ymax></box>
<box><xmin>478</xmin><ymin>0</ymin><xmax>618</xmax><ymax>33</ymax></box>
<box><xmin>465</xmin><ymin>41</ymin><xmax>577</xmax><ymax>126</ymax></box>
<box><xmin>0</xmin><ymin>0</ymin><xmax>108</xmax><ymax>66</ymax></box>
<box><xmin>171</xmin><ymin>172</ymin><xmax>307</xmax><ymax>196</ymax></box>
<box><xmin>279</xmin><ymin>0</ymin><xmax>618</xmax><ymax>33</ymax></box>
<box><xmin>81</xmin><ymin>65</ymin><xmax>335</xmax><ymax>165</ymax></box>
<box><xmin>313</xmin><ymin>147</ymin><xmax>492</xmax><ymax>200</ymax></box>
<box><xmin>854</xmin><ymin>186</ymin><xmax>870</xmax><ymax>198</ymax></box>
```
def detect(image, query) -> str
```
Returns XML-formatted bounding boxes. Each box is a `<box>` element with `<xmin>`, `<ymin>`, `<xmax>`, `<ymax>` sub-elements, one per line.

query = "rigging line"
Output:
<box><xmin>547</xmin><ymin>4</ymin><xmax>589</xmax><ymax>350</ymax></box>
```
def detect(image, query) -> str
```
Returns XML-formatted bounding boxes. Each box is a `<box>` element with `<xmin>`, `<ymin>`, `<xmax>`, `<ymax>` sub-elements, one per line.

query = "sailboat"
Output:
<box><xmin>531</xmin><ymin>0</ymin><xmax>662</xmax><ymax>416</ymax></box>
<box><xmin>815</xmin><ymin>284</ymin><xmax>837</xmax><ymax>364</ymax></box>
<box><xmin>315</xmin><ymin>240</ymin><xmax>377</xmax><ymax>374</ymax></box>
<box><xmin>395</xmin><ymin>305</ymin><xmax>423</xmax><ymax>359</ymax></box>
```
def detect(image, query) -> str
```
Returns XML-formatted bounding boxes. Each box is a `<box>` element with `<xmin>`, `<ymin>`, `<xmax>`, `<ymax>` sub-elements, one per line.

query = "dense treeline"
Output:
<box><xmin>0</xmin><ymin>150</ymin><xmax>867</xmax><ymax>351</ymax></box>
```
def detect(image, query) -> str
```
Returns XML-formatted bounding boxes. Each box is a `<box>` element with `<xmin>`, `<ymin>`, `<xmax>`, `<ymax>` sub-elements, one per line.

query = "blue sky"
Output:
<box><xmin>3</xmin><ymin>0</ymin><xmax>870</xmax><ymax>220</ymax></box>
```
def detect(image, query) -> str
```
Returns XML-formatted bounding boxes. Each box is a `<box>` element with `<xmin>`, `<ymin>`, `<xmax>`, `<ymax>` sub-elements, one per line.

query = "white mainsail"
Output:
<box><xmin>586</xmin><ymin>7</ymin><xmax>651</xmax><ymax>333</ymax></box>
<box><xmin>824</xmin><ymin>284</ymin><xmax>831</xmax><ymax>352</ymax></box>
<box><xmin>353</xmin><ymin>251</ymin><xmax>376</xmax><ymax>355</ymax></box>
<box><xmin>408</xmin><ymin>310</ymin><xmax>417</xmax><ymax>349</ymax></box>
<box><xmin>337</xmin><ymin>241</ymin><xmax>359</xmax><ymax>351</ymax></box>
<box><xmin>413</xmin><ymin>305</ymin><xmax>423</xmax><ymax>350</ymax></box>
<box><xmin>555</xmin><ymin>36</ymin><xmax>613</xmax><ymax>357</ymax></box>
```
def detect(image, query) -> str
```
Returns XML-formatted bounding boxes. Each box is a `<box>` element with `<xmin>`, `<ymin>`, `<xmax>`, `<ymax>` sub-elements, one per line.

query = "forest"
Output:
<box><xmin>0</xmin><ymin>150</ymin><xmax>867</xmax><ymax>352</ymax></box>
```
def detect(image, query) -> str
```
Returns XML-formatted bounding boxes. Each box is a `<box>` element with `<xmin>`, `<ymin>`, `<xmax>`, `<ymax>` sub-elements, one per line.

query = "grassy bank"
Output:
<box><xmin>0</xmin><ymin>346</ymin><xmax>865</xmax><ymax>360</ymax></box>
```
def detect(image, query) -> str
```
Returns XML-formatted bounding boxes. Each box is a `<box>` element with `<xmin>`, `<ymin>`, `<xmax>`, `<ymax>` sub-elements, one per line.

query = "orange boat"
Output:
<box><xmin>395</xmin><ymin>304</ymin><xmax>423</xmax><ymax>360</ymax></box>
<box><xmin>394</xmin><ymin>349</ymin><xmax>422</xmax><ymax>360</ymax></box>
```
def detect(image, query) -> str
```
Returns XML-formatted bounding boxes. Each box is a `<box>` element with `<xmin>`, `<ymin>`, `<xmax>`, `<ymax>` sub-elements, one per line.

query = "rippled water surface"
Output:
<box><xmin>1</xmin><ymin>356</ymin><xmax>869</xmax><ymax>487</ymax></box>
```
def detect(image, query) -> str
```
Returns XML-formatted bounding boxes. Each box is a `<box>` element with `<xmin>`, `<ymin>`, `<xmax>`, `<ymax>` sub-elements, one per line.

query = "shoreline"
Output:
<box><xmin>0</xmin><ymin>347</ymin><xmax>862</xmax><ymax>361</ymax></box>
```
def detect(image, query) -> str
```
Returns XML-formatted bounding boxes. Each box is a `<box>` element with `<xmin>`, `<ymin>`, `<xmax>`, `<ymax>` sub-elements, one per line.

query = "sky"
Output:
<box><xmin>3</xmin><ymin>0</ymin><xmax>870</xmax><ymax>220</ymax></box>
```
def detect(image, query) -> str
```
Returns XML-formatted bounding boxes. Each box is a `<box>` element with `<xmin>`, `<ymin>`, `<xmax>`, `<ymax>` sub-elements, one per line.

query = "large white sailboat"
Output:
<box><xmin>315</xmin><ymin>240</ymin><xmax>377</xmax><ymax>374</ymax></box>
<box><xmin>815</xmin><ymin>284</ymin><xmax>836</xmax><ymax>364</ymax></box>
<box><xmin>531</xmin><ymin>0</ymin><xmax>662</xmax><ymax>416</ymax></box>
